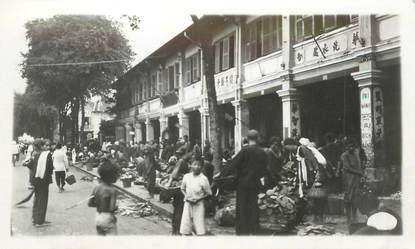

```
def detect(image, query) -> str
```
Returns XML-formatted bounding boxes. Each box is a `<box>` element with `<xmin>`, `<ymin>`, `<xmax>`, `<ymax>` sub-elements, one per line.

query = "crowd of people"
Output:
<box><xmin>13</xmin><ymin>129</ymin><xmax>397</xmax><ymax>235</ymax></box>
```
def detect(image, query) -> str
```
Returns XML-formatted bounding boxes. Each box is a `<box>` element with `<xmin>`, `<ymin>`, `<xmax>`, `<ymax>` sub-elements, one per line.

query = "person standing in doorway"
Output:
<box><xmin>28</xmin><ymin>139</ymin><xmax>54</xmax><ymax>227</ymax></box>
<box><xmin>52</xmin><ymin>143</ymin><xmax>69</xmax><ymax>193</ymax></box>
<box><xmin>228</xmin><ymin>130</ymin><xmax>267</xmax><ymax>235</ymax></box>
<box><xmin>337</xmin><ymin>140</ymin><xmax>365</xmax><ymax>227</ymax></box>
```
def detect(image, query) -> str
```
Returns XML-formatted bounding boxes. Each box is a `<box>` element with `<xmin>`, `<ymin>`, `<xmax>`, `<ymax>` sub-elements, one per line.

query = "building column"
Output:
<box><xmin>134</xmin><ymin>122</ymin><xmax>142</xmax><ymax>143</ymax></box>
<box><xmin>124</xmin><ymin>123</ymin><xmax>132</xmax><ymax>143</ymax></box>
<box><xmin>276</xmin><ymin>87</ymin><xmax>301</xmax><ymax>139</ymax></box>
<box><xmin>232</xmin><ymin>100</ymin><xmax>249</xmax><ymax>153</ymax></box>
<box><xmin>351</xmin><ymin>69</ymin><xmax>384</xmax><ymax>169</ymax></box>
<box><xmin>199</xmin><ymin>107</ymin><xmax>210</xmax><ymax>152</ymax></box>
<box><xmin>178</xmin><ymin>109</ymin><xmax>189</xmax><ymax>138</ymax></box>
<box><xmin>159</xmin><ymin>115</ymin><xmax>168</xmax><ymax>139</ymax></box>
<box><xmin>145</xmin><ymin>117</ymin><xmax>154</xmax><ymax>142</ymax></box>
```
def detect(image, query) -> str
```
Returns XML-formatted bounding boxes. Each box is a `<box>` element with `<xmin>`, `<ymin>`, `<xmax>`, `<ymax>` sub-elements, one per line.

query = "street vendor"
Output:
<box><xmin>167</xmin><ymin>147</ymin><xmax>190</xmax><ymax>235</ymax></box>
<box><xmin>142</xmin><ymin>144</ymin><xmax>162</xmax><ymax>199</ymax></box>
<box><xmin>228</xmin><ymin>129</ymin><xmax>267</xmax><ymax>235</ymax></box>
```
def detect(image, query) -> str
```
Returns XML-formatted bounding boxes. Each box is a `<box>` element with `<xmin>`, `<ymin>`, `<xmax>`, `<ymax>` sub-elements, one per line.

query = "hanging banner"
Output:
<box><xmin>360</xmin><ymin>87</ymin><xmax>372</xmax><ymax>147</ymax></box>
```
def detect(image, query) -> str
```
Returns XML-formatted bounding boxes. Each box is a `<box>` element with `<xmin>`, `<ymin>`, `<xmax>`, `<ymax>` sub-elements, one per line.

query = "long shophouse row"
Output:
<box><xmin>114</xmin><ymin>15</ymin><xmax>401</xmax><ymax>168</ymax></box>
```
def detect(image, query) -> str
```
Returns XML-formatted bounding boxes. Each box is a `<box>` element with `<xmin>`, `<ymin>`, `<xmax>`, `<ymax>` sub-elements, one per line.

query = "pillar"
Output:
<box><xmin>159</xmin><ymin>115</ymin><xmax>168</xmax><ymax>139</ymax></box>
<box><xmin>134</xmin><ymin>122</ymin><xmax>142</xmax><ymax>143</ymax></box>
<box><xmin>351</xmin><ymin>69</ymin><xmax>384</xmax><ymax>169</ymax></box>
<box><xmin>232</xmin><ymin>100</ymin><xmax>249</xmax><ymax>153</ymax></box>
<box><xmin>281</xmin><ymin>15</ymin><xmax>295</xmax><ymax>70</ymax></box>
<box><xmin>124</xmin><ymin>123</ymin><xmax>132</xmax><ymax>143</ymax></box>
<box><xmin>178</xmin><ymin>109</ymin><xmax>189</xmax><ymax>138</ymax></box>
<box><xmin>199</xmin><ymin>107</ymin><xmax>210</xmax><ymax>152</ymax></box>
<box><xmin>145</xmin><ymin>117</ymin><xmax>154</xmax><ymax>142</ymax></box>
<box><xmin>276</xmin><ymin>86</ymin><xmax>301</xmax><ymax>139</ymax></box>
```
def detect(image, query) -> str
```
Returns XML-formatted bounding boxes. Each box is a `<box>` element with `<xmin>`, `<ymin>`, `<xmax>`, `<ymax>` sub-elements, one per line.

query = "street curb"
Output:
<box><xmin>70</xmin><ymin>164</ymin><xmax>173</xmax><ymax>219</ymax></box>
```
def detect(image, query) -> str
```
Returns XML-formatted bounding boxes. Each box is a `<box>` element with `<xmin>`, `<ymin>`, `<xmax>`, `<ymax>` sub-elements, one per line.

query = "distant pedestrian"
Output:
<box><xmin>180</xmin><ymin>160</ymin><xmax>212</xmax><ymax>235</ymax></box>
<box><xmin>88</xmin><ymin>159</ymin><xmax>119</xmax><ymax>235</ymax></box>
<box><xmin>52</xmin><ymin>143</ymin><xmax>69</xmax><ymax>193</ymax></box>
<box><xmin>228</xmin><ymin>130</ymin><xmax>267</xmax><ymax>235</ymax></box>
<box><xmin>143</xmin><ymin>145</ymin><xmax>162</xmax><ymax>199</ymax></box>
<box><xmin>12</xmin><ymin>140</ymin><xmax>19</xmax><ymax>167</ymax></box>
<box><xmin>28</xmin><ymin>139</ymin><xmax>54</xmax><ymax>227</ymax></box>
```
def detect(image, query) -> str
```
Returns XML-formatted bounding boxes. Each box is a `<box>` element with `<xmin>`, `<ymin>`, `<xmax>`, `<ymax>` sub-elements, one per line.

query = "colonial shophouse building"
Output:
<box><xmin>114</xmin><ymin>15</ymin><xmax>400</xmax><ymax>168</ymax></box>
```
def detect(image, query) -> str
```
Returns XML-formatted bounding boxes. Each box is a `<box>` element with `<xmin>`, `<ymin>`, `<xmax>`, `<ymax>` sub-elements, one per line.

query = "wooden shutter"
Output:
<box><xmin>324</xmin><ymin>15</ymin><xmax>336</xmax><ymax>31</ymax></box>
<box><xmin>314</xmin><ymin>15</ymin><xmax>323</xmax><ymax>36</ymax></box>
<box><xmin>157</xmin><ymin>71</ymin><xmax>163</xmax><ymax>95</ymax></box>
<box><xmin>222</xmin><ymin>37</ymin><xmax>229</xmax><ymax>70</ymax></box>
<box><xmin>229</xmin><ymin>35</ymin><xmax>235</xmax><ymax>68</ymax></box>
<box><xmin>162</xmin><ymin>69</ymin><xmax>168</xmax><ymax>92</ymax></box>
<box><xmin>174</xmin><ymin>62</ymin><xmax>180</xmax><ymax>88</ymax></box>
<box><xmin>295</xmin><ymin>16</ymin><xmax>303</xmax><ymax>42</ymax></box>
<box><xmin>214</xmin><ymin>43</ymin><xmax>220</xmax><ymax>73</ymax></box>
<box><xmin>184</xmin><ymin>58</ymin><xmax>191</xmax><ymax>85</ymax></box>
<box><xmin>168</xmin><ymin>66</ymin><xmax>174</xmax><ymax>91</ymax></box>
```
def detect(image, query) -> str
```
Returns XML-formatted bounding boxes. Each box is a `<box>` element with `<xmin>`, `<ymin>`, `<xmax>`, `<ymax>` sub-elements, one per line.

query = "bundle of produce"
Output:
<box><xmin>214</xmin><ymin>191</ymin><xmax>236</xmax><ymax>226</ymax></box>
<box><xmin>116</xmin><ymin>197</ymin><xmax>158</xmax><ymax>218</ymax></box>
<box><xmin>157</xmin><ymin>177</ymin><xmax>182</xmax><ymax>195</ymax></box>
<box><xmin>133</xmin><ymin>176</ymin><xmax>146</xmax><ymax>185</ymax></box>
<box><xmin>257</xmin><ymin>161</ymin><xmax>306</xmax><ymax>232</ymax></box>
<box><xmin>80</xmin><ymin>176</ymin><xmax>94</xmax><ymax>182</ymax></box>
<box><xmin>296</xmin><ymin>224</ymin><xmax>335</xmax><ymax>236</ymax></box>
<box><xmin>214</xmin><ymin>205</ymin><xmax>236</xmax><ymax>227</ymax></box>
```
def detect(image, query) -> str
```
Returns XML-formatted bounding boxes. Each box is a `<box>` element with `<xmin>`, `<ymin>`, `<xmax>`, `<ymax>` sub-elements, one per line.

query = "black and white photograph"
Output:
<box><xmin>1</xmin><ymin>0</ymin><xmax>415</xmax><ymax>248</ymax></box>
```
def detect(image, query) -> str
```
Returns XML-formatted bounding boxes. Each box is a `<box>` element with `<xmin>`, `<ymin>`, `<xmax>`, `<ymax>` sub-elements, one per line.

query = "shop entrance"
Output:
<box><xmin>140</xmin><ymin>122</ymin><xmax>146</xmax><ymax>143</ymax></box>
<box><xmin>219</xmin><ymin>103</ymin><xmax>235</xmax><ymax>152</ymax></box>
<box><xmin>151</xmin><ymin>119</ymin><xmax>160</xmax><ymax>143</ymax></box>
<box><xmin>167</xmin><ymin>116</ymin><xmax>179</xmax><ymax>144</ymax></box>
<box><xmin>188</xmin><ymin>110</ymin><xmax>201</xmax><ymax>147</ymax></box>
<box><xmin>248</xmin><ymin>93</ymin><xmax>283</xmax><ymax>146</ymax></box>
<box><xmin>299</xmin><ymin>76</ymin><xmax>360</xmax><ymax>145</ymax></box>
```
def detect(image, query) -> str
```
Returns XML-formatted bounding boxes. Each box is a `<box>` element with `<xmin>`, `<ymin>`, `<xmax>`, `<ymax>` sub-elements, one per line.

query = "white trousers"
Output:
<box><xmin>180</xmin><ymin>200</ymin><xmax>206</xmax><ymax>235</ymax></box>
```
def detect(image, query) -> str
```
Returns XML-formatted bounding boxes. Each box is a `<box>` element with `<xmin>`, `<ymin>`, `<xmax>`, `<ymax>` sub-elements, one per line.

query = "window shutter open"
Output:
<box><xmin>174</xmin><ymin>63</ymin><xmax>180</xmax><ymax>88</ymax></box>
<box><xmin>229</xmin><ymin>35</ymin><xmax>235</xmax><ymax>68</ymax></box>
<box><xmin>222</xmin><ymin>37</ymin><xmax>229</xmax><ymax>70</ymax></box>
<box><xmin>214</xmin><ymin>43</ymin><xmax>220</xmax><ymax>73</ymax></box>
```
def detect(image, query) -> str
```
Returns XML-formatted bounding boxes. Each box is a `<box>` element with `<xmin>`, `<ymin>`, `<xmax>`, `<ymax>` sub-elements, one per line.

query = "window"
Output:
<box><xmin>214</xmin><ymin>34</ymin><xmax>235</xmax><ymax>73</ymax></box>
<box><xmin>146</xmin><ymin>79</ymin><xmax>151</xmax><ymax>99</ymax></box>
<box><xmin>262</xmin><ymin>16</ymin><xmax>282</xmax><ymax>55</ymax></box>
<box><xmin>184</xmin><ymin>51</ymin><xmax>201</xmax><ymax>85</ymax></box>
<box><xmin>168</xmin><ymin>66</ymin><xmax>175</xmax><ymax>91</ymax></box>
<box><xmin>138</xmin><ymin>83</ymin><xmax>143</xmax><ymax>101</ymax></box>
<box><xmin>174</xmin><ymin>62</ymin><xmax>180</xmax><ymax>88</ymax></box>
<box><xmin>151</xmin><ymin>73</ymin><xmax>157</xmax><ymax>97</ymax></box>
<box><xmin>191</xmin><ymin>51</ymin><xmax>200</xmax><ymax>82</ymax></box>
<box><xmin>244</xmin><ymin>16</ymin><xmax>282</xmax><ymax>62</ymax></box>
<box><xmin>162</xmin><ymin>69</ymin><xmax>168</xmax><ymax>93</ymax></box>
<box><xmin>295</xmin><ymin>15</ymin><xmax>353</xmax><ymax>42</ymax></box>
<box><xmin>184</xmin><ymin>58</ymin><xmax>191</xmax><ymax>85</ymax></box>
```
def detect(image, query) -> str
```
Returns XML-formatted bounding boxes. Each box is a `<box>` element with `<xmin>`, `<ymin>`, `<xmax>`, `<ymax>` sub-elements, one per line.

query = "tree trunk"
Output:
<box><xmin>201</xmin><ymin>41</ymin><xmax>223</xmax><ymax>174</ymax></box>
<box><xmin>71</xmin><ymin>98</ymin><xmax>80</xmax><ymax>145</ymax></box>
<box><xmin>80</xmin><ymin>97</ymin><xmax>86</xmax><ymax>145</ymax></box>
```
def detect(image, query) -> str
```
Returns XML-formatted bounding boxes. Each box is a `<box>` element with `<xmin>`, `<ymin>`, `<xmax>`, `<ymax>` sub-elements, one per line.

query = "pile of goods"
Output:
<box><xmin>390</xmin><ymin>191</ymin><xmax>401</xmax><ymax>200</ymax></box>
<box><xmin>119</xmin><ymin>167</ymin><xmax>139</xmax><ymax>182</ymax></box>
<box><xmin>257</xmin><ymin>161</ymin><xmax>305</xmax><ymax>233</ymax></box>
<box><xmin>116</xmin><ymin>195</ymin><xmax>158</xmax><ymax>218</ymax></box>
<box><xmin>296</xmin><ymin>224</ymin><xmax>336</xmax><ymax>236</ymax></box>
<box><xmin>80</xmin><ymin>176</ymin><xmax>94</xmax><ymax>182</ymax></box>
<box><xmin>214</xmin><ymin>191</ymin><xmax>236</xmax><ymax>227</ymax></box>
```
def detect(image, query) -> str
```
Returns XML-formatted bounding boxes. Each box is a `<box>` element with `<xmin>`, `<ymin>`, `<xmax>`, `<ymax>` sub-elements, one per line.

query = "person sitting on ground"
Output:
<box><xmin>88</xmin><ymin>159</ymin><xmax>119</xmax><ymax>235</ymax></box>
<box><xmin>180</xmin><ymin>160</ymin><xmax>212</xmax><ymax>236</ymax></box>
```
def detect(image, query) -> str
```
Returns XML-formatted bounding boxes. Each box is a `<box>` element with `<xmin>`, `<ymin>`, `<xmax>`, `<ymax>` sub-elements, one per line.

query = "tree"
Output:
<box><xmin>20</xmin><ymin>15</ymin><xmax>134</xmax><ymax>144</ymax></box>
<box><xmin>187</xmin><ymin>16</ymin><xmax>224</xmax><ymax>174</ymax></box>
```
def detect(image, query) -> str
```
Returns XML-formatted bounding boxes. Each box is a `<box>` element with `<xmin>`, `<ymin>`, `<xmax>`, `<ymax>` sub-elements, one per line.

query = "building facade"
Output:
<box><xmin>114</xmin><ymin>15</ymin><xmax>400</xmax><ymax>168</ymax></box>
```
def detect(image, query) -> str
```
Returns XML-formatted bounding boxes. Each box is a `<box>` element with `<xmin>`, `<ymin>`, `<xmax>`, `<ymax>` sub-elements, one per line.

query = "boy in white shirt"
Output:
<box><xmin>180</xmin><ymin>160</ymin><xmax>212</xmax><ymax>235</ymax></box>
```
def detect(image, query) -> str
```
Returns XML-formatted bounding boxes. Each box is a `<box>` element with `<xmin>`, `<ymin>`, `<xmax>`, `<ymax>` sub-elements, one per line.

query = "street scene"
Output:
<box><xmin>11</xmin><ymin>14</ymin><xmax>402</xmax><ymax>237</ymax></box>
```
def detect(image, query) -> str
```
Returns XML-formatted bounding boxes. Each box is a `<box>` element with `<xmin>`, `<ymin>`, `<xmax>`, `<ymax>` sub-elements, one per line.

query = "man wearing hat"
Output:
<box><xmin>229</xmin><ymin>129</ymin><xmax>267</xmax><ymax>235</ymax></box>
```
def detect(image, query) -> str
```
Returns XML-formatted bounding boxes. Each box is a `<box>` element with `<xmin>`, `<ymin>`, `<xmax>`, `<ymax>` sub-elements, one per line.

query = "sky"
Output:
<box><xmin>0</xmin><ymin>1</ymin><xmax>194</xmax><ymax>94</ymax></box>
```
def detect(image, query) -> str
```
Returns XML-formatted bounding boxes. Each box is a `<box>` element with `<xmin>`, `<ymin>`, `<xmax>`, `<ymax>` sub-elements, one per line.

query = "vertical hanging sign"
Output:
<box><xmin>373</xmin><ymin>87</ymin><xmax>384</xmax><ymax>141</ymax></box>
<box><xmin>360</xmin><ymin>87</ymin><xmax>372</xmax><ymax>148</ymax></box>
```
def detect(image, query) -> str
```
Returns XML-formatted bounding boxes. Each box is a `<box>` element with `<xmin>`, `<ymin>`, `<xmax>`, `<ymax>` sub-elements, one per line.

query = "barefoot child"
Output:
<box><xmin>180</xmin><ymin>160</ymin><xmax>212</xmax><ymax>235</ymax></box>
<box><xmin>88</xmin><ymin>159</ymin><xmax>119</xmax><ymax>235</ymax></box>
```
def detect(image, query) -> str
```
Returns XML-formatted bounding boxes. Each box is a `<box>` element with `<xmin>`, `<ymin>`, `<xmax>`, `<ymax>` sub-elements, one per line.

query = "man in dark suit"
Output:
<box><xmin>230</xmin><ymin>130</ymin><xmax>267</xmax><ymax>235</ymax></box>
<box><xmin>28</xmin><ymin>139</ymin><xmax>54</xmax><ymax>227</ymax></box>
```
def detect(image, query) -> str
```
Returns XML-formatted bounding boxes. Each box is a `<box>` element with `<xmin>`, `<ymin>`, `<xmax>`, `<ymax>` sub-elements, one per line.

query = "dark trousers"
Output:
<box><xmin>172</xmin><ymin>193</ymin><xmax>184</xmax><ymax>235</ymax></box>
<box><xmin>32</xmin><ymin>182</ymin><xmax>49</xmax><ymax>225</ymax></box>
<box><xmin>235</xmin><ymin>187</ymin><xmax>260</xmax><ymax>235</ymax></box>
<box><xmin>55</xmin><ymin>171</ymin><xmax>66</xmax><ymax>188</ymax></box>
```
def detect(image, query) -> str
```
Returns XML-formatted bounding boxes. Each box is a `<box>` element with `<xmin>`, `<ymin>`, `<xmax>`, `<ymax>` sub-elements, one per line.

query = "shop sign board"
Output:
<box><xmin>360</xmin><ymin>87</ymin><xmax>372</xmax><ymax>147</ymax></box>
